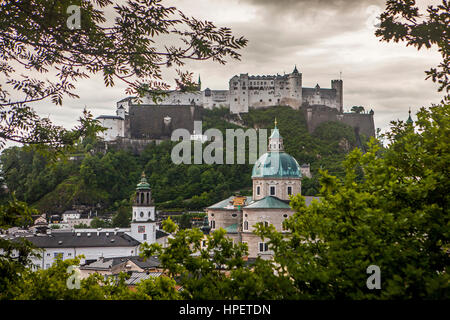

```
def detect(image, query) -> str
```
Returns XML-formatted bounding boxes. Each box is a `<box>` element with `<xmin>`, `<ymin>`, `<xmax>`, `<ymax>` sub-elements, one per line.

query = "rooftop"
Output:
<box><xmin>12</xmin><ymin>231</ymin><xmax>140</xmax><ymax>248</ymax></box>
<box><xmin>244</xmin><ymin>196</ymin><xmax>291</xmax><ymax>209</ymax></box>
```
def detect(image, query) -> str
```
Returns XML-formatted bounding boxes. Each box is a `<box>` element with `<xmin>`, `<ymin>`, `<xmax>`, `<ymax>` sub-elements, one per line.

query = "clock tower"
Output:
<box><xmin>130</xmin><ymin>172</ymin><xmax>156</xmax><ymax>244</ymax></box>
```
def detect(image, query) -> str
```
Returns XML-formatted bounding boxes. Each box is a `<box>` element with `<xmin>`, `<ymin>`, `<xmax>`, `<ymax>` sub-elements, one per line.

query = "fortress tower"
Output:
<box><xmin>331</xmin><ymin>79</ymin><xmax>343</xmax><ymax>113</ymax></box>
<box><xmin>287</xmin><ymin>65</ymin><xmax>302</xmax><ymax>109</ymax></box>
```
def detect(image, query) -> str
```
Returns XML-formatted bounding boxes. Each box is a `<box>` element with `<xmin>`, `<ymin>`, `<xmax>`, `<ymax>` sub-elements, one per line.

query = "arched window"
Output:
<box><xmin>256</xmin><ymin>186</ymin><xmax>261</xmax><ymax>196</ymax></box>
<box><xmin>140</xmin><ymin>193</ymin><xmax>144</xmax><ymax>204</ymax></box>
<box><xmin>244</xmin><ymin>221</ymin><xmax>248</xmax><ymax>231</ymax></box>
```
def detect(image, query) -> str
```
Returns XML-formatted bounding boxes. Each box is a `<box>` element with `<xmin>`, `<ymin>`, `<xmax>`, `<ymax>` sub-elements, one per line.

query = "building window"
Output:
<box><xmin>140</xmin><ymin>212</ymin><xmax>144</xmax><ymax>218</ymax></box>
<box><xmin>259</xmin><ymin>242</ymin><xmax>269</xmax><ymax>252</ymax></box>
<box><xmin>256</xmin><ymin>186</ymin><xmax>261</xmax><ymax>195</ymax></box>
<box><xmin>244</xmin><ymin>221</ymin><xmax>248</xmax><ymax>231</ymax></box>
<box><xmin>270</xmin><ymin>186</ymin><xmax>276</xmax><ymax>196</ymax></box>
<box><xmin>287</xmin><ymin>186</ymin><xmax>292</xmax><ymax>195</ymax></box>
<box><xmin>263</xmin><ymin>221</ymin><xmax>269</xmax><ymax>227</ymax></box>
<box><xmin>211</xmin><ymin>220</ymin><xmax>215</xmax><ymax>229</ymax></box>
<box><xmin>143</xmin><ymin>234</ymin><xmax>147</xmax><ymax>241</ymax></box>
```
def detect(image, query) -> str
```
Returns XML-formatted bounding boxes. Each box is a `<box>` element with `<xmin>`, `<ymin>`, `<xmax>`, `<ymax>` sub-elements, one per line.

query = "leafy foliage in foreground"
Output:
<box><xmin>0</xmin><ymin>105</ymin><xmax>448</xmax><ymax>300</ymax></box>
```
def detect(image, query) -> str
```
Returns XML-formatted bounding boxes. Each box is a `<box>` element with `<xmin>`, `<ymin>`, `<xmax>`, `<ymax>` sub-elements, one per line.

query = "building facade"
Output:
<box><xmin>138</xmin><ymin>66</ymin><xmax>342</xmax><ymax>114</ymax></box>
<box><xmin>206</xmin><ymin>121</ymin><xmax>319</xmax><ymax>258</ymax></box>
<box><xmin>4</xmin><ymin>175</ymin><xmax>165</xmax><ymax>270</ymax></box>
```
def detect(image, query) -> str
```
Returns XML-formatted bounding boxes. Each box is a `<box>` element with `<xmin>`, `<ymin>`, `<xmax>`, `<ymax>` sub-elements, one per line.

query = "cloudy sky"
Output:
<box><xmin>12</xmin><ymin>0</ymin><xmax>444</xmax><ymax>143</ymax></box>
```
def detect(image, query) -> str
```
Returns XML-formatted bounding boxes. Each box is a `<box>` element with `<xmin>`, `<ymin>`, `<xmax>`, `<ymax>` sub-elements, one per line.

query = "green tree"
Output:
<box><xmin>255</xmin><ymin>104</ymin><xmax>449</xmax><ymax>299</ymax></box>
<box><xmin>376</xmin><ymin>0</ymin><xmax>449</xmax><ymax>99</ymax></box>
<box><xmin>90</xmin><ymin>217</ymin><xmax>110</xmax><ymax>228</ymax></box>
<box><xmin>112</xmin><ymin>206</ymin><xmax>131</xmax><ymax>228</ymax></box>
<box><xmin>0</xmin><ymin>0</ymin><xmax>247</xmax><ymax>150</ymax></box>
<box><xmin>351</xmin><ymin>106</ymin><xmax>365</xmax><ymax>114</ymax></box>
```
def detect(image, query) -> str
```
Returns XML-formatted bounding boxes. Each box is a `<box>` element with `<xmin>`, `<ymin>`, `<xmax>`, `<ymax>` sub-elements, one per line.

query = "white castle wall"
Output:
<box><xmin>97</xmin><ymin>117</ymin><xmax>124</xmax><ymax>142</ymax></box>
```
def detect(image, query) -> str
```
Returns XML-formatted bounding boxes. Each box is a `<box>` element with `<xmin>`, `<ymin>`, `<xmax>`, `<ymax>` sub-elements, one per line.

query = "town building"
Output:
<box><xmin>206</xmin><ymin>121</ymin><xmax>319</xmax><ymax>258</ymax></box>
<box><xmin>4</xmin><ymin>174</ymin><xmax>170</xmax><ymax>270</ymax></box>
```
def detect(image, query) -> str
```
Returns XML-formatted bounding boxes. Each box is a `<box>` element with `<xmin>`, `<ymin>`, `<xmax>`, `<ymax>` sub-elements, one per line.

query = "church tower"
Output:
<box><xmin>130</xmin><ymin>172</ymin><xmax>156</xmax><ymax>244</ymax></box>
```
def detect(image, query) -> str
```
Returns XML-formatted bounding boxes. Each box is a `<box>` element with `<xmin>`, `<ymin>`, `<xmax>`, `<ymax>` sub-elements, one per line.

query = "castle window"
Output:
<box><xmin>256</xmin><ymin>186</ymin><xmax>261</xmax><ymax>195</ymax></box>
<box><xmin>287</xmin><ymin>186</ymin><xmax>292</xmax><ymax>195</ymax></box>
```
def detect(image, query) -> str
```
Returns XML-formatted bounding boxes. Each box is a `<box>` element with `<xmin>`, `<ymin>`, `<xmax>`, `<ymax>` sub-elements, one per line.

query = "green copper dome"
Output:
<box><xmin>252</xmin><ymin>152</ymin><xmax>301</xmax><ymax>178</ymax></box>
<box><xmin>136</xmin><ymin>172</ymin><xmax>151</xmax><ymax>190</ymax></box>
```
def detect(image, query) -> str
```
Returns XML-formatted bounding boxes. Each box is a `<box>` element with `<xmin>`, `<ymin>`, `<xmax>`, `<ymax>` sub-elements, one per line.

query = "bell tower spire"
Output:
<box><xmin>131</xmin><ymin>172</ymin><xmax>156</xmax><ymax>245</ymax></box>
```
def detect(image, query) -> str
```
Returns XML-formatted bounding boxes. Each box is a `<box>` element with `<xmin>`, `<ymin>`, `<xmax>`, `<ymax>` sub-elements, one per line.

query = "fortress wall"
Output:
<box><xmin>303</xmin><ymin>106</ymin><xmax>375</xmax><ymax>137</ymax></box>
<box><xmin>303</xmin><ymin>105</ymin><xmax>340</xmax><ymax>133</ymax></box>
<box><xmin>340</xmin><ymin>113</ymin><xmax>375</xmax><ymax>138</ymax></box>
<box><xmin>129</xmin><ymin>104</ymin><xmax>203</xmax><ymax>139</ymax></box>
<box><xmin>144</xmin><ymin>91</ymin><xmax>202</xmax><ymax>105</ymax></box>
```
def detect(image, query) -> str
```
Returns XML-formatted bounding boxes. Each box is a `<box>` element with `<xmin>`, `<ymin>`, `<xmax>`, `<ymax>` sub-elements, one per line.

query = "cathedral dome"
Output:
<box><xmin>252</xmin><ymin>120</ymin><xmax>301</xmax><ymax>179</ymax></box>
<box><xmin>251</xmin><ymin>152</ymin><xmax>301</xmax><ymax>178</ymax></box>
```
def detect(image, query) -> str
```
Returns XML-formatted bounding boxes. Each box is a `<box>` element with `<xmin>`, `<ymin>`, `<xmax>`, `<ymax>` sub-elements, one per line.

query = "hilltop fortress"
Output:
<box><xmin>135</xmin><ymin>66</ymin><xmax>343</xmax><ymax>114</ymax></box>
<box><xmin>97</xmin><ymin>66</ymin><xmax>375</xmax><ymax>149</ymax></box>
